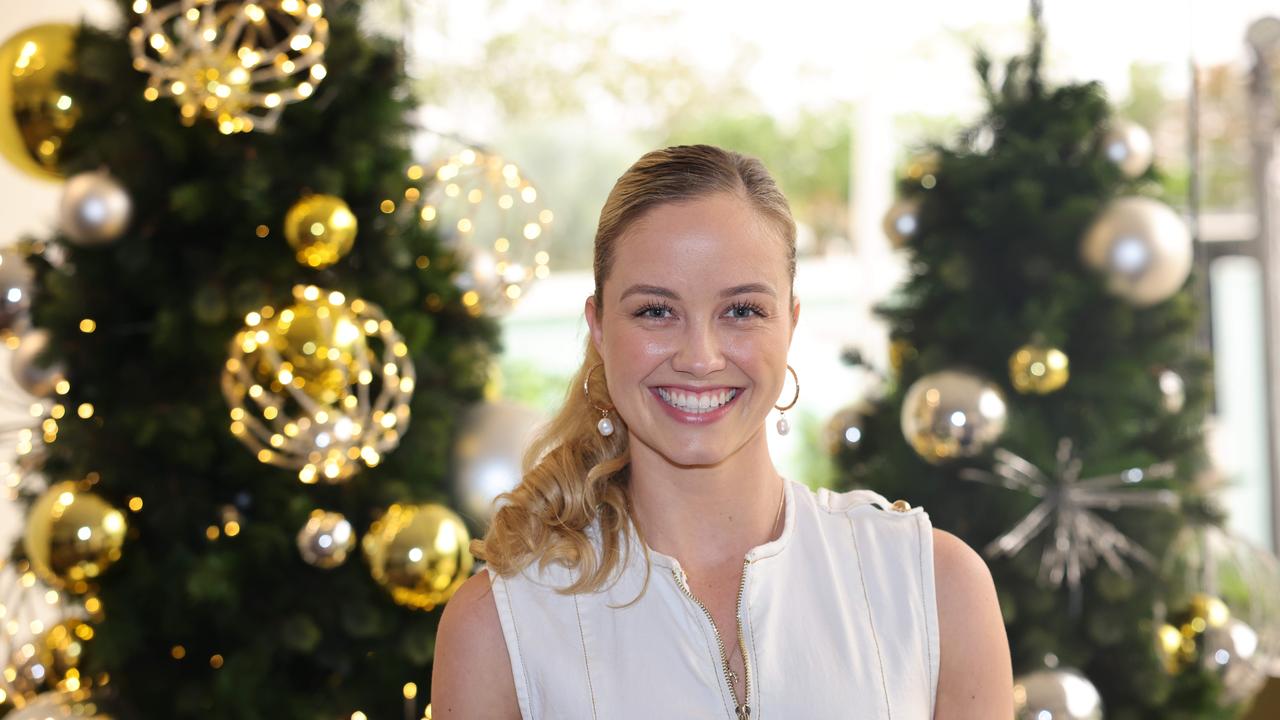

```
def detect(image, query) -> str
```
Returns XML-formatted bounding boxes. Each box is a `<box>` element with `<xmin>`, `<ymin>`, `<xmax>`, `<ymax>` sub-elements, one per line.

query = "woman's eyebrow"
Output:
<box><xmin>619</xmin><ymin>282</ymin><xmax>775</xmax><ymax>302</ymax></box>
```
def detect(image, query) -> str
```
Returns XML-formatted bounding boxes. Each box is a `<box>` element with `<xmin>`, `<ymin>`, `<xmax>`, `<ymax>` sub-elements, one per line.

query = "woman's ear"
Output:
<box><xmin>585</xmin><ymin>295</ymin><xmax>604</xmax><ymax>354</ymax></box>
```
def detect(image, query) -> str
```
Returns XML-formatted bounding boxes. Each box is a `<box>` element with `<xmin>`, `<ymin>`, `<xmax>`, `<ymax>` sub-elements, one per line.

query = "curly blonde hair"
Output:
<box><xmin>470</xmin><ymin>144</ymin><xmax>797</xmax><ymax>604</ymax></box>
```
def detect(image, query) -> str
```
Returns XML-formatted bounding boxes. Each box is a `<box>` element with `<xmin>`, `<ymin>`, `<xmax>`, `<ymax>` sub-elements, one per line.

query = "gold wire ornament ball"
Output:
<box><xmin>583</xmin><ymin>362</ymin><xmax>616</xmax><ymax>436</ymax></box>
<box><xmin>220</xmin><ymin>284</ymin><xmax>416</xmax><ymax>484</ymax></box>
<box><xmin>128</xmin><ymin>0</ymin><xmax>330</xmax><ymax>134</ymax></box>
<box><xmin>410</xmin><ymin>147</ymin><xmax>554</xmax><ymax>316</ymax></box>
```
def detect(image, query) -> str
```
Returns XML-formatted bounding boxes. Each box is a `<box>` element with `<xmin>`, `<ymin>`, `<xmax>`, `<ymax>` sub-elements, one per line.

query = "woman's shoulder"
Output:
<box><xmin>808</xmin><ymin>482</ymin><xmax>928</xmax><ymax>519</ymax></box>
<box><xmin>431</xmin><ymin>569</ymin><xmax>523</xmax><ymax>719</ymax></box>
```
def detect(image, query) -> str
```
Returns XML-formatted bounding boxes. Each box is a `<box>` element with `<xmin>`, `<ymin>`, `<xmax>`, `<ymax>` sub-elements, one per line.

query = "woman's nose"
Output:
<box><xmin>670</xmin><ymin>321</ymin><xmax>727</xmax><ymax>376</ymax></box>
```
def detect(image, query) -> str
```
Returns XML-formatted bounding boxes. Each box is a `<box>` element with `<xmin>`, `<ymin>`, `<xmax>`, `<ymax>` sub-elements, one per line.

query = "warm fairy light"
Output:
<box><xmin>209</xmin><ymin>654</ymin><xmax>223</xmax><ymax>669</ymax></box>
<box><xmin>129</xmin><ymin>0</ymin><xmax>330</xmax><ymax>133</ymax></box>
<box><xmin>128</xmin><ymin>496</ymin><xmax>143</xmax><ymax>512</ymax></box>
<box><xmin>79</xmin><ymin>318</ymin><xmax>96</xmax><ymax>333</ymax></box>
<box><xmin>380</xmin><ymin>199</ymin><xmax>396</xmax><ymax>213</ymax></box>
<box><xmin>77</xmin><ymin>404</ymin><xmax>94</xmax><ymax>419</ymax></box>
<box><xmin>403</xmin><ymin>682</ymin><xmax>417</xmax><ymax>699</ymax></box>
<box><xmin>351</xmin><ymin>713</ymin><xmax>367</xmax><ymax>720</ymax></box>
<box><xmin>224</xmin><ymin>521</ymin><xmax>241</xmax><ymax>537</ymax></box>
<box><xmin>206</xmin><ymin>526</ymin><xmax>220</xmax><ymax>540</ymax></box>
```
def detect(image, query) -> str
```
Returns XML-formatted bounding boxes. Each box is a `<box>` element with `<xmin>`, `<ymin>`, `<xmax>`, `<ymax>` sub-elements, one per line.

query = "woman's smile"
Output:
<box><xmin>649</xmin><ymin>385</ymin><xmax>744</xmax><ymax>424</ymax></box>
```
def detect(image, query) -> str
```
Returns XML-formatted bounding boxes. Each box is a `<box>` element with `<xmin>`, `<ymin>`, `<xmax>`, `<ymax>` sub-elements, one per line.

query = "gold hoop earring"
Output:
<box><xmin>774</xmin><ymin>363</ymin><xmax>799</xmax><ymax>435</ymax></box>
<box><xmin>584</xmin><ymin>362</ymin><xmax>616</xmax><ymax>436</ymax></box>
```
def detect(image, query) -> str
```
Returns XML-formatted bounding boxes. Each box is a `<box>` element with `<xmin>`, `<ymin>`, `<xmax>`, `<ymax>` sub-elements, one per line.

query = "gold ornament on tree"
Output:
<box><xmin>900</xmin><ymin>369</ymin><xmax>1008</xmax><ymax>463</ymax></box>
<box><xmin>128</xmin><ymin>0</ymin><xmax>329</xmax><ymax>134</ymax></box>
<box><xmin>362</xmin><ymin>502</ymin><xmax>472</xmax><ymax>611</ymax></box>
<box><xmin>0</xmin><ymin>23</ymin><xmax>80</xmax><ymax>180</ymax></box>
<box><xmin>5</xmin><ymin>689</ymin><xmax>111</xmax><ymax>719</ymax></box>
<box><xmin>11</xmin><ymin>619</ymin><xmax>93</xmax><ymax>695</ymax></box>
<box><xmin>1008</xmin><ymin>341</ymin><xmax>1070</xmax><ymax>394</ymax></box>
<box><xmin>412</xmin><ymin>148</ymin><xmax>554</xmax><ymax>316</ymax></box>
<box><xmin>1080</xmin><ymin>196</ymin><xmax>1192</xmax><ymax>307</ymax></box>
<box><xmin>221</xmin><ymin>284</ymin><xmax>415</xmax><ymax>483</ymax></box>
<box><xmin>24</xmin><ymin>482</ymin><xmax>127</xmax><ymax>594</ymax></box>
<box><xmin>284</xmin><ymin>194</ymin><xmax>356</xmax><ymax>269</ymax></box>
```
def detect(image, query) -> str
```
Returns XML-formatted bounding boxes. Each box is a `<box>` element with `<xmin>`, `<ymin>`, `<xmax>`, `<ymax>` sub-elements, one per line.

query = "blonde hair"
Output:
<box><xmin>470</xmin><ymin>145</ymin><xmax>797</xmax><ymax>603</ymax></box>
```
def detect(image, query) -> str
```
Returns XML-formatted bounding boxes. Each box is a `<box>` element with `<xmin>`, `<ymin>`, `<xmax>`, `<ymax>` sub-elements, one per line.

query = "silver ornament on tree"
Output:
<box><xmin>824</xmin><ymin>397</ymin><xmax>877</xmax><ymax>455</ymax></box>
<box><xmin>11</xmin><ymin>328</ymin><xmax>66</xmax><ymax>397</ymax></box>
<box><xmin>58</xmin><ymin>171</ymin><xmax>131</xmax><ymax>245</ymax></box>
<box><xmin>959</xmin><ymin>438</ymin><xmax>1179</xmax><ymax>594</ymax></box>
<box><xmin>900</xmin><ymin>369</ymin><xmax>1007</xmax><ymax>464</ymax></box>
<box><xmin>881</xmin><ymin>197</ymin><xmax>921</xmax><ymax>248</ymax></box>
<box><xmin>1101</xmin><ymin>119</ymin><xmax>1154</xmax><ymax>178</ymax></box>
<box><xmin>296</xmin><ymin>510</ymin><xmax>355</xmax><ymax>569</ymax></box>
<box><xmin>1014</xmin><ymin>668</ymin><xmax>1103</xmax><ymax>720</ymax></box>
<box><xmin>1157</xmin><ymin>368</ymin><xmax>1185</xmax><ymax>413</ymax></box>
<box><xmin>0</xmin><ymin>244</ymin><xmax>34</xmax><ymax>339</ymax></box>
<box><xmin>451</xmin><ymin>399</ymin><xmax>547</xmax><ymax>526</ymax></box>
<box><xmin>1080</xmin><ymin>196</ymin><xmax>1192</xmax><ymax>307</ymax></box>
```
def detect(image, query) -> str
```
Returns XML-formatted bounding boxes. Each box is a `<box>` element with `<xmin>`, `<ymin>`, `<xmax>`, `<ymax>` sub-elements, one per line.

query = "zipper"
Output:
<box><xmin>671</xmin><ymin>558</ymin><xmax>753</xmax><ymax>719</ymax></box>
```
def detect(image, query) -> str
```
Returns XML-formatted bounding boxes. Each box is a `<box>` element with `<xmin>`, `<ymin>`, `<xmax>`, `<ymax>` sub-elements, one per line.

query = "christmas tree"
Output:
<box><xmin>0</xmin><ymin>1</ymin><xmax>517</xmax><ymax>717</ymax></box>
<box><xmin>834</xmin><ymin>11</ymin><xmax>1277</xmax><ymax>720</ymax></box>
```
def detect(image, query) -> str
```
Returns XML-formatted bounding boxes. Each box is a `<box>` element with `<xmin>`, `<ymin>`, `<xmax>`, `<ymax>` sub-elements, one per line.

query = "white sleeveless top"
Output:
<box><xmin>484</xmin><ymin>478</ymin><xmax>940</xmax><ymax>719</ymax></box>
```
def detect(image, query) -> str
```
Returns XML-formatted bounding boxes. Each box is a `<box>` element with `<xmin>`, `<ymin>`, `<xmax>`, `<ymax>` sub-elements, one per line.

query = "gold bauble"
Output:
<box><xmin>17</xmin><ymin>619</ymin><xmax>94</xmax><ymax>693</ymax></box>
<box><xmin>1157</xmin><ymin>592</ymin><xmax>1232</xmax><ymax>674</ymax></box>
<box><xmin>23</xmin><ymin>482</ymin><xmax>127</xmax><ymax>593</ymax></box>
<box><xmin>284</xmin><ymin>195</ymin><xmax>358</xmax><ymax>269</ymax></box>
<box><xmin>1009</xmin><ymin>343</ymin><xmax>1070</xmax><ymax>394</ymax></box>
<box><xmin>269</xmin><ymin>299</ymin><xmax>364</xmax><ymax>405</ymax></box>
<box><xmin>900</xmin><ymin>369</ymin><xmax>1007</xmax><ymax>464</ymax></box>
<box><xmin>362</xmin><ymin>503</ymin><xmax>472</xmax><ymax>611</ymax></box>
<box><xmin>0</xmin><ymin>24</ymin><xmax>79</xmax><ymax>180</ymax></box>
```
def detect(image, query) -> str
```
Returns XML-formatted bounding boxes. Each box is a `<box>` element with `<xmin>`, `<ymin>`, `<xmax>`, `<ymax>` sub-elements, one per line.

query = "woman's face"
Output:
<box><xmin>584</xmin><ymin>191</ymin><xmax>799</xmax><ymax>468</ymax></box>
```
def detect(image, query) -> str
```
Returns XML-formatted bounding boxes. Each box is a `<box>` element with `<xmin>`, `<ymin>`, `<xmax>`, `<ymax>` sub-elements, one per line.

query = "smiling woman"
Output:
<box><xmin>430</xmin><ymin>144</ymin><xmax>1012</xmax><ymax>720</ymax></box>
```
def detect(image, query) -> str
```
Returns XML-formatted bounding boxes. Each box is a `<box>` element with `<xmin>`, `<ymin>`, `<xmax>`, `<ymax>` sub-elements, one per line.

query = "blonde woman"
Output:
<box><xmin>432</xmin><ymin>145</ymin><xmax>1012</xmax><ymax>719</ymax></box>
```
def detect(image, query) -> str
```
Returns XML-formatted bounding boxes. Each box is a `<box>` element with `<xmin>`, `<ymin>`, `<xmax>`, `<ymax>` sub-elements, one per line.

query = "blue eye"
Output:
<box><xmin>727</xmin><ymin>301</ymin><xmax>767</xmax><ymax>319</ymax></box>
<box><xmin>634</xmin><ymin>302</ymin><xmax>674</xmax><ymax>319</ymax></box>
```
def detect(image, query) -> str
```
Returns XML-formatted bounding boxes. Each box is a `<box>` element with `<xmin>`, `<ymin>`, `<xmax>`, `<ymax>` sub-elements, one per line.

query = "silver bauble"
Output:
<box><xmin>11</xmin><ymin>328</ymin><xmax>66</xmax><ymax>397</ymax></box>
<box><xmin>881</xmin><ymin>197</ymin><xmax>921</xmax><ymax>248</ymax></box>
<box><xmin>824</xmin><ymin>399</ymin><xmax>875</xmax><ymax>455</ymax></box>
<box><xmin>1206</xmin><ymin>618</ymin><xmax>1268</xmax><ymax>706</ymax></box>
<box><xmin>1101</xmin><ymin>119</ymin><xmax>1154</xmax><ymax>178</ymax></box>
<box><xmin>296</xmin><ymin>510</ymin><xmax>355</xmax><ymax>569</ymax></box>
<box><xmin>1081</xmin><ymin>196</ymin><xmax>1192</xmax><ymax>307</ymax></box>
<box><xmin>901</xmin><ymin>369</ymin><xmax>1007</xmax><ymax>464</ymax></box>
<box><xmin>1158</xmin><ymin>368</ymin><xmax>1185</xmax><ymax>413</ymax></box>
<box><xmin>1014</xmin><ymin>668</ymin><xmax>1103</xmax><ymax>720</ymax></box>
<box><xmin>451</xmin><ymin>399</ymin><xmax>547</xmax><ymax>526</ymax></box>
<box><xmin>0</xmin><ymin>244</ymin><xmax>34</xmax><ymax>337</ymax></box>
<box><xmin>59</xmin><ymin>171</ymin><xmax>131</xmax><ymax>245</ymax></box>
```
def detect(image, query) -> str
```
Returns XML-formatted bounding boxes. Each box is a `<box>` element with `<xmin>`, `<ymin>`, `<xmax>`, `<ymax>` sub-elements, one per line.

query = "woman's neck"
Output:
<box><xmin>626</xmin><ymin>435</ymin><xmax>786</xmax><ymax>572</ymax></box>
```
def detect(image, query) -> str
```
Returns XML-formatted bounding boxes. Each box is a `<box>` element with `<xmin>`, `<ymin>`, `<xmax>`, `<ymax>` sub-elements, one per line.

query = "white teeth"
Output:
<box><xmin>657</xmin><ymin>387</ymin><xmax>737</xmax><ymax>413</ymax></box>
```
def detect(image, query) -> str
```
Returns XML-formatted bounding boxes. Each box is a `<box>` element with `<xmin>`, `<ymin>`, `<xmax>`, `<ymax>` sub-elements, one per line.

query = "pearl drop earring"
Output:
<box><xmin>584</xmin><ymin>362</ymin><xmax>616</xmax><ymax>436</ymax></box>
<box><xmin>775</xmin><ymin>363</ymin><xmax>799</xmax><ymax>435</ymax></box>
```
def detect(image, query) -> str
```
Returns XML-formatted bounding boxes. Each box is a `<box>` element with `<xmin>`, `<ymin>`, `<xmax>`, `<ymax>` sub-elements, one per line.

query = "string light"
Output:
<box><xmin>128</xmin><ymin>0</ymin><xmax>330</xmax><ymax>134</ymax></box>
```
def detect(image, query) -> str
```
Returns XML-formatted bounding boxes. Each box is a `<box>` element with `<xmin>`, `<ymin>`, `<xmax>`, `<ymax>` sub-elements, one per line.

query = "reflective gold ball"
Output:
<box><xmin>23</xmin><ymin>482</ymin><xmax>127</xmax><ymax>593</ymax></box>
<box><xmin>0</xmin><ymin>24</ymin><xmax>80</xmax><ymax>181</ymax></box>
<box><xmin>268</xmin><ymin>299</ymin><xmax>366</xmax><ymax>406</ymax></box>
<box><xmin>363</xmin><ymin>503</ymin><xmax>472</xmax><ymax>611</ymax></box>
<box><xmin>1009</xmin><ymin>343</ymin><xmax>1070</xmax><ymax>395</ymax></box>
<box><xmin>28</xmin><ymin>619</ymin><xmax>94</xmax><ymax>692</ymax></box>
<box><xmin>1157</xmin><ymin>592</ymin><xmax>1232</xmax><ymax>674</ymax></box>
<box><xmin>284</xmin><ymin>194</ymin><xmax>358</xmax><ymax>269</ymax></box>
<box><xmin>900</xmin><ymin>369</ymin><xmax>1007</xmax><ymax>464</ymax></box>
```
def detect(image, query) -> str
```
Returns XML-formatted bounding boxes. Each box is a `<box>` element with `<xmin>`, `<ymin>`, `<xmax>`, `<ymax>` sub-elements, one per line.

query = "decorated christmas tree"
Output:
<box><xmin>834</xmin><ymin>11</ymin><xmax>1279</xmax><ymax>720</ymax></box>
<box><xmin>0</xmin><ymin>1</ymin><xmax>557</xmax><ymax>717</ymax></box>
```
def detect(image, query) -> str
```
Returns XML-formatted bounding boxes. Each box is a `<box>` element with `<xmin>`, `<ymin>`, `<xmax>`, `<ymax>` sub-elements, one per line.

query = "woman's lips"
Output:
<box><xmin>649</xmin><ymin>387</ymin><xmax>742</xmax><ymax>425</ymax></box>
